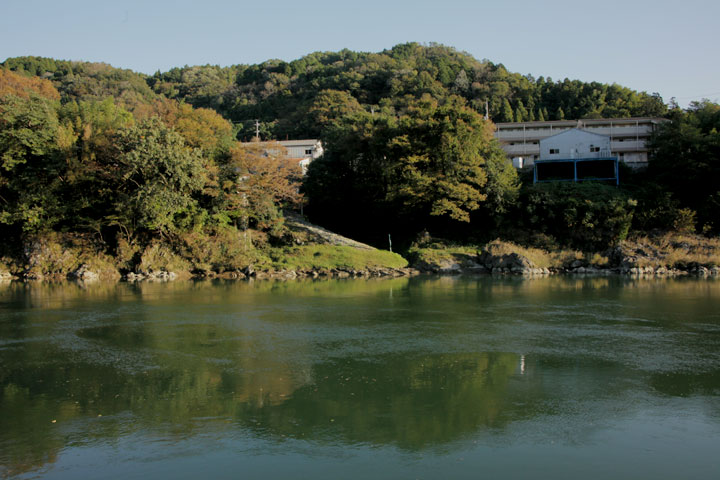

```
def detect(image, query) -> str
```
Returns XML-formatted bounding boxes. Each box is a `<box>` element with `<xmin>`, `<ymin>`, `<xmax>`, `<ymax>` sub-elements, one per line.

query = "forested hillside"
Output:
<box><xmin>3</xmin><ymin>43</ymin><xmax>666</xmax><ymax>141</ymax></box>
<box><xmin>0</xmin><ymin>44</ymin><xmax>716</xmax><ymax>280</ymax></box>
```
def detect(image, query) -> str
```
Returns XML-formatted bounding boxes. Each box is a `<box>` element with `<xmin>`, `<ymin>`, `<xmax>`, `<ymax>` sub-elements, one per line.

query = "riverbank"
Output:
<box><xmin>0</xmin><ymin>215</ymin><xmax>414</xmax><ymax>282</ymax></box>
<box><xmin>2</xmin><ymin>226</ymin><xmax>718</xmax><ymax>283</ymax></box>
<box><xmin>409</xmin><ymin>233</ymin><xmax>720</xmax><ymax>277</ymax></box>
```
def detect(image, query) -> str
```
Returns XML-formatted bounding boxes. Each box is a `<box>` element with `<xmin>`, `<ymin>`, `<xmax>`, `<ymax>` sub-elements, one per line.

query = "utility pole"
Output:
<box><xmin>254</xmin><ymin>119</ymin><xmax>260</xmax><ymax>141</ymax></box>
<box><xmin>484</xmin><ymin>100</ymin><xmax>489</xmax><ymax>120</ymax></box>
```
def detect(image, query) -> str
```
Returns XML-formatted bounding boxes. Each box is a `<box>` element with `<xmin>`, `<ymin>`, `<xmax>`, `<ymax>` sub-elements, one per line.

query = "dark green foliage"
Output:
<box><xmin>519</xmin><ymin>183</ymin><xmax>636</xmax><ymax>251</ymax></box>
<box><xmin>0</xmin><ymin>46</ymin><xmax>691</xmax><ymax>265</ymax></box>
<box><xmin>648</xmin><ymin>101</ymin><xmax>720</xmax><ymax>233</ymax></box>
<box><xmin>136</xmin><ymin>43</ymin><xmax>666</xmax><ymax>141</ymax></box>
<box><xmin>2</xmin><ymin>56</ymin><xmax>158</xmax><ymax>109</ymax></box>
<box><xmin>304</xmin><ymin>95</ymin><xmax>519</xmax><ymax>245</ymax></box>
<box><xmin>111</xmin><ymin>118</ymin><xmax>206</xmax><ymax>235</ymax></box>
<box><xmin>0</xmin><ymin>94</ymin><xmax>63</xmax><ymax>232</ymax></box>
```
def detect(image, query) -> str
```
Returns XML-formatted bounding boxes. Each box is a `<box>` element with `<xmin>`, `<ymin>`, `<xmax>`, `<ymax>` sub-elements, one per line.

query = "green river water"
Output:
<box><xmin>1</xmin><ymin>276</ymin><xmax>719</xmax><ymax>479</ymax></box>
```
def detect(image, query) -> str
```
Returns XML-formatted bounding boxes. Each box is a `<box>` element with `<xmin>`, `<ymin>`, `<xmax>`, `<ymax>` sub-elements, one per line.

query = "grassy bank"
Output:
<box><xmin>408</xmin><ymin>233</ymin><xmax>719</xmax><ymax>274</ymax></box>
<box><xmin>0</xmin><ymin>227</ymin><xmax>408</xmax><ymax>281</ymax></box>
<box><xmin>267</xmin><ymin>245</ymin><xmax>407</xmax><ymax>271</ymax></box>
<box><xmin>408</xmin><ymin>240</ymin><xmax>606</xmax><ymax>271</ymax></box>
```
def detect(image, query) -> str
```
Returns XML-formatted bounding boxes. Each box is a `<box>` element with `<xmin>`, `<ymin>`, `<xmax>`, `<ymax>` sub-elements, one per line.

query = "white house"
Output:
<box><xmin>239</xmin><ymin>139</ymin><xmax>324</xmax><ymax>174</ymax></box>
<box><xmin>534</xmin><ymin>128</ymin><xmax>618</xmax><ymax>184</ymax></box>
<box><xmin>539</xmin><ymin>128</ymin><xmax>611</xmax><ymax>160</ymax></box>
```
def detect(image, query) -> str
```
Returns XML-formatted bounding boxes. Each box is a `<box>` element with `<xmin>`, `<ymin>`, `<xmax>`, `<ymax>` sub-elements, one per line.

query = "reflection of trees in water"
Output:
<box><xmin>2</xmin><ymin>277</ymin><xmax>720</xmax><ymax>475</ymax></box>
<box><xmin>0</xmin><ymin>276</ymin><xmax>416</xmax><ymax>311</ymax></box>
<box><xmin>650</xmin><ymin>370</ymin><xmax>720</xmax><ymax>398</ymax></box>
<box><xmin>234</xmin><ymin>352</ymin><xmax>547</xmax><ymax>450</ymax></box>
<box><xmin>1</xmin><ymin>343</ymin><xmax>540</xmax><ymax>474</ymax></box>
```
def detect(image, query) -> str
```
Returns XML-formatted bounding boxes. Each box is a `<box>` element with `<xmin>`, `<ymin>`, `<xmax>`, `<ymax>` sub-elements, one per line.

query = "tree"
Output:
<box><xmin>0</xmin><ymin>69</ymin><xmax>60</xmax><ymax>100</ymax></box>
<box><xmin>453</xmin><ymin>69</ymin><xmax>470</xmax><ymax>94</ymax></box>
<box><xmin>133</xmin><ymin>98</ymin><xmax>233</xmax><ymax>154</ymax></box>
<box><xmin>305</xmin><ymin>95</ymin><xmax>518</xmax><ymax>243</ymax></box>
<box><xmin>222</xmin><ymin>141</ymin><xmax>303</xmax><ymax>230</ymax></box>
<box><xmin>0</xmin><ymin>94</ymin><xmax>62</xmax><ymax>233</ymax></box>
<box><xmin>111</xmin><ymin>118</ymin><xmax>206</xmax><ymax>235</ymax></box>
<box><xmin>501</xmin><ymin>98</ymin><xmax>514</xmax><ymax>122</ymax></box>
<box><xmin>514</xmin><ymin>100</ymin><xmax>528</xmax><ymax>122</ymax></box>
<box><xmin>520</xmin><ymin>182</ymin><xmax>636</xmax><ymax>250</ymax></box>
<box><xmin>391</xmin><ymin>95</ymin><xmax>491</xmax><ymax>223</ymax></box>
<box><xmin>648</xmin><ymin>101</ymin><xmax>720</xmax><ymax>232</ymax></box>
<box><xmin>0</xmin><ymin>94</ymin><xmax>59</xmax><ymax>171</ymax></box>
<box><xmin>306</xmin><ymin>89</ymin><xmax>364</xmax><ymax>135</ymax></box>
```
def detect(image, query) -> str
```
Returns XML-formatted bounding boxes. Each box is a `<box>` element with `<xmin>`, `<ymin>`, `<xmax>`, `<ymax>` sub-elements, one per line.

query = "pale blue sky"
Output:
<box><xmin>1</xmin><ymin>0</ymin><xmax>718</xmax><ymax>106</ymax></box>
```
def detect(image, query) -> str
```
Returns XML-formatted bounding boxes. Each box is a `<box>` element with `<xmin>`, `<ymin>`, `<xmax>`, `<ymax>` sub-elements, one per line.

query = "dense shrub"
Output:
<box><xmin>519</xmin><ymin>182</ymin><xmax>636</xmax><ymax>251</ymax></box>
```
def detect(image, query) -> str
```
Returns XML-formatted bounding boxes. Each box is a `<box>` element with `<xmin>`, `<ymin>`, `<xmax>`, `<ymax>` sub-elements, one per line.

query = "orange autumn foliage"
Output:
<box><xmin>0</xmin><ymin>69</ymin><xmax>60</xmax><ymax>100</ymax></box>
<box><xmin>228</xmin><ymin>141</ymin><xmax>303</xmax><ymax>207</ymax></box>
<box><xmin>134</xmin><ymin>98</ymin><xmax>232</xmax><ymax>152</ymax></box>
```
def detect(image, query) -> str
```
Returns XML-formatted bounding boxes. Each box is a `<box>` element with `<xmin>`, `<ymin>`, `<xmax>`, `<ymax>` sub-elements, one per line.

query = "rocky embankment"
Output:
<box><xmin>411</xmin><ymin>235</ymin><xmax>720</xmax><ymax>277</ymax></box>
<box><xmin>0</xmin><ymin>216</ymin><xmax>417</xmax><ymax>283</ymax></box>
<box><xmin>412</xmin><ymin>248</ymin><xmax>553</xmax><ymax>276</ymax></box>
<box><xmin>0</xmin><ymin>256</ymin><xmax>419</xmax><ymax>284</ymax></box>
<box><xmin>2</xmin><ymin>230</ymin><xmax>718</xmax><ymax>283</ymax></box>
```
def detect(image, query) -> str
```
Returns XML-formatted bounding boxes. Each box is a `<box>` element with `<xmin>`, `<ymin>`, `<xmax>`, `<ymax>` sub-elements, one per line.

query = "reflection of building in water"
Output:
<box><xmin>520</xmin><ymin>354</ymin><xmax>526</xmax><ymax>375</ymax></box>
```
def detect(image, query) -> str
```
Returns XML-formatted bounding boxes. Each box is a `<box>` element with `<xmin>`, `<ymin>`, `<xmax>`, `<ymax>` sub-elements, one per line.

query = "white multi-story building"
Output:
<box><xmin>494</xmin><ymin>117</ymin><xmax>666</xmax><ymax>169</ymax></box>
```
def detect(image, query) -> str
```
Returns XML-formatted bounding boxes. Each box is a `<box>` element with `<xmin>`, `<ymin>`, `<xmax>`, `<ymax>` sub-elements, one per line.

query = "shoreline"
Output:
<box><xmin>2</xmin><ymin>231</ymin><xmax>718</xmax><ymax>283</ymax></box>
<box><xmin>1</xmin><ymin>264</ymin><xmax>718</xmax><ymax>284</ymax></box>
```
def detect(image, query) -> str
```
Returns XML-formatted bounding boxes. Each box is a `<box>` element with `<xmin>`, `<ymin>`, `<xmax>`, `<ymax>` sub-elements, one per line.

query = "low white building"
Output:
<box><xmin>539</xmin><ymin>128</ymin><xmax>611</xmax><ymax>159</ymax></box>
<box><xmin>494</xmin><ymin>117</ymin><xmax>666</xmax><ymax>169</ymax></box>
<box><xmin>278</xmin><ymin>139</ymin><xmax>323</xmax><ymax>174</ymax></box>
<box><xmin>239</xmin><ymin>139</ymin><xmax>323</xmax><ymax>174</ymax></box>
<box><xmin>276</xmin><ymin>139</ymin><xmax>324</xmax><ymax>160</ymax></box>
<box><xmin>534</xmin><ymin>129</ymin><xmax>618</xmax><ymax>184</ymax></box>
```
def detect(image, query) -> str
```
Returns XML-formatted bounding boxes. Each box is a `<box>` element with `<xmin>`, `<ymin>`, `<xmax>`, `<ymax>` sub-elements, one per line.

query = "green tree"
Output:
<box><xmin>520</xmin><ymin>182</ymin><xmax>636</xmax><ymax>250</ymax></box>
<box><xmin>648</xmin><ymin>101</ymin><xmax>720</xmax><ymax>232</ymax></box>
<box><xmin>501</xmin><ymin>98</ymin><xmax>514</xmax><ymax>122</ymax></box>
<box><xmin>305</xmin><ymin>95</ymin><xmax>517</xmax><ymax>243</ymax></box>
<box><xmin>111</xmin><ymin>118</ymin><xmax>206</xmax><ymax>236</ymax></box>
<box><xmin>0</xmin><ymin>94</ymin><xmax>63</xmax><ymax>233</ymax></box>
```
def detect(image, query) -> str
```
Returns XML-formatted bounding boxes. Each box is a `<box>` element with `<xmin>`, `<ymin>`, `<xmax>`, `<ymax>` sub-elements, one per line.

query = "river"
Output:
<box><xmin>1</xmin><ymin>276</ymin><xmax>719</xmax><ymax>479</ymax></box>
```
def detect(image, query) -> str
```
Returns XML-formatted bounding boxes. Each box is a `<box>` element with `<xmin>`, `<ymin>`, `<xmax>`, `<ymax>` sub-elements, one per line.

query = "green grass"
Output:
<box><xmin>407</xmin><ymin>245</ymin><xmax>479</xmax><ymax>267</ymax></box>
<box><xmin>268</xmin><ymin>245</ymin><xmax>408</xmax><ymax>271</ymax></box>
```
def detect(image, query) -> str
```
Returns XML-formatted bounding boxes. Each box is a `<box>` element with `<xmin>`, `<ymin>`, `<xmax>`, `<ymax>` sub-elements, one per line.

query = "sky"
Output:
<box><xmin>1</xmin><ymin>0</ymin><xmax>719</xmax><ymax>107</ymax></box>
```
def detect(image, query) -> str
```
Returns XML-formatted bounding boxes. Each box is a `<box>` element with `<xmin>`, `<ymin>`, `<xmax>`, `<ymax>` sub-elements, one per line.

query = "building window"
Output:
<box><xmin>549</xmin><ymin>148</ymin><xmax>559</xmax><ymax>154</ymax></box>
<box><xmin>590</xmin><ymin>146</ymin><xmax>600</xmax><ymax>152</ymax></box>
<box><xmin>305</xmin><ymin>149</ymin><xmax>313</xmax><ymax>155</ymax></box>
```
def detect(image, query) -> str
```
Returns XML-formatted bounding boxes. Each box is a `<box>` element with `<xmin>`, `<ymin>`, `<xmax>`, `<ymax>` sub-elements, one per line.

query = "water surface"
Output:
<box><xmin>1</xmin><ymin>276</ymin><xmax>719</xmax><ymax>479</ymax></box>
